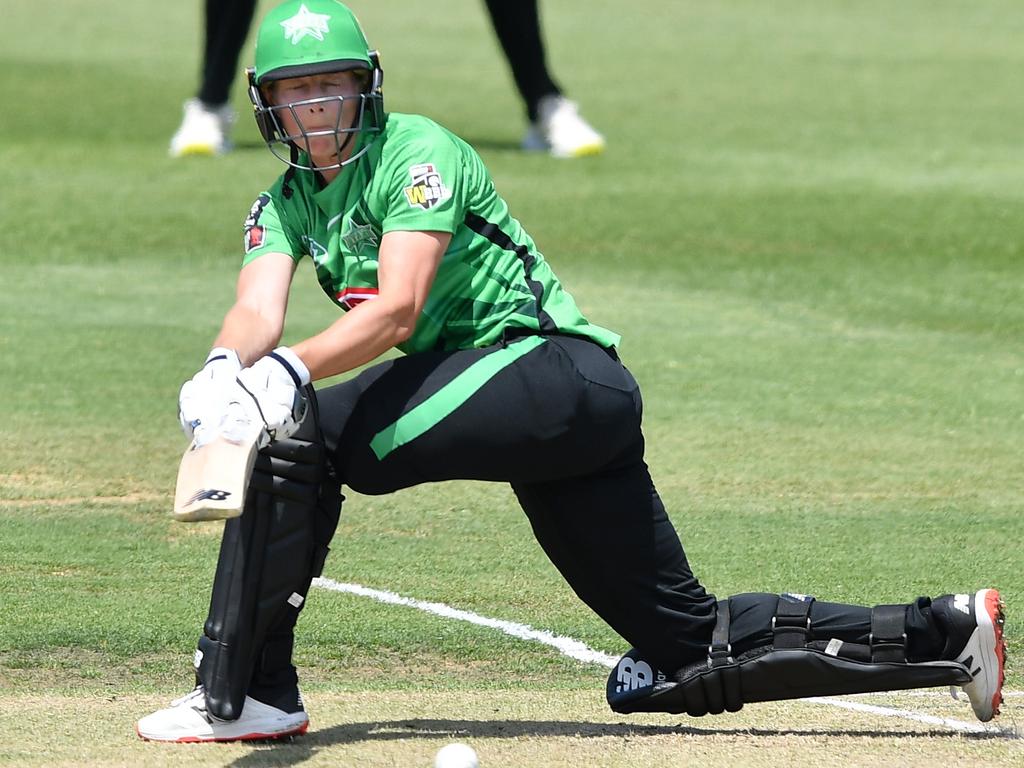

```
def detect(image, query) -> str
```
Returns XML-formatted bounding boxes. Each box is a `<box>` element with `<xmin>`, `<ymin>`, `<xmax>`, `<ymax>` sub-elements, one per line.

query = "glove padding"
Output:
<box><xmin>227</xmin><ymin>347</ymin><xmax>311</xmax><ymax>448</ymax></box>
<box><xmin>179</xmin><ymin>348</ymin><xmax>242</xmax><ymax>441</ymax></box>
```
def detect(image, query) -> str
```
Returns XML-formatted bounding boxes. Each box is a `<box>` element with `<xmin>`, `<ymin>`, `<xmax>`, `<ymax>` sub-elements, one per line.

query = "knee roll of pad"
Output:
<box><xmin>196</xmin><ymin>386</ymin><xmax>343</xmax><ymax>721</ymax></box>
<box><xmin>607</xmin><ymin>593</ymin><xmax>971</xmax><ymax>717</ymax></box>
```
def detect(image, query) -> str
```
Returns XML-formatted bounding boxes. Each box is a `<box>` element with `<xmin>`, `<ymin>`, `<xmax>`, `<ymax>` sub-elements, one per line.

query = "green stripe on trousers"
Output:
<box><xmin>369</xmin><ymin>335</ymin><xmax>548</xmax><ymax>461</ymax></box>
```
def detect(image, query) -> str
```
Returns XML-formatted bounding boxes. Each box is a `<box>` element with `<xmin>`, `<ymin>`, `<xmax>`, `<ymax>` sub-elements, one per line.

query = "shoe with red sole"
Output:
<box><xmin>136</xmin><ymin>686</ymin><xmax>308</xmax><ymax>742</ymax></box>
<box><xmin>933</xmin><ymin>589</ymin><xmax>1006</xmax><ymax>722</ymax></box>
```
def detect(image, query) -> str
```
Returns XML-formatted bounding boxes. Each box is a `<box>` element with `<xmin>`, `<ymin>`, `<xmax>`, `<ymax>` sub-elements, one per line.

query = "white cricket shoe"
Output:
<box><xmin>522</xmin><ymin>95</ymin><xmax>605</xmax><ymax>158</ymax></box>
<box><xmin>938</xmin><ymin>589</ymin><xmax>1006</xmax><ymax>722</ymax></box>
<box><xmin>169</xmin><ymin>99</ymin><xmax>235</xmax><ymax>158</ymax></box>
<box><xmin>136</xmin><ymin>686</ymin><xmax>309</xmax><ymax>742</ymax></box>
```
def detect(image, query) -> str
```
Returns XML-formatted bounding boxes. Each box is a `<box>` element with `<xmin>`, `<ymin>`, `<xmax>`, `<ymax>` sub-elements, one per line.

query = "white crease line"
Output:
<box><xmin>312</xmin><ymin>578</ymin><xmax>1010</xmax><ymax>736</ymax></box>
<box><xmin>314</xmin><ymin>578</ymin><xmax>617</xmax><ymax>667</ymax></box>
<box><xmin>900</xmin><ymin>690</ymin><xmax>1023</xmax><ymax>698</ymax></box>
<box><xmin>806</xmin><ymin>697</ymin><xmax>991</xmax><ymax>733</ymax></box>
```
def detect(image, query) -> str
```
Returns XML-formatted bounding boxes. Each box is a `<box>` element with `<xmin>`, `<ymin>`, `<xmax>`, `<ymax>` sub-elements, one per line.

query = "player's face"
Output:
<box><xmin>268</xmin><ymin>71</ymin><xmax>364</xmax><ymax>169</ymax></box>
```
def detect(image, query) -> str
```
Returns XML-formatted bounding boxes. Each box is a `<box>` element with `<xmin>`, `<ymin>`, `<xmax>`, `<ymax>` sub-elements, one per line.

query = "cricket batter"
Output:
<box><xmin>138</xmin><ymin>0</ymin><xmax>1005</xmax><ymax>742</ymax></box>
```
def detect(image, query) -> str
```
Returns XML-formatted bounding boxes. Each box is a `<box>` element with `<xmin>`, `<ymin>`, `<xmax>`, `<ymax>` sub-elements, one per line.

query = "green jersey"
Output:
<box><xmin>241</xmin><ymin>112</ymin><xmax>619</xmax><ymax>354</ymax></box>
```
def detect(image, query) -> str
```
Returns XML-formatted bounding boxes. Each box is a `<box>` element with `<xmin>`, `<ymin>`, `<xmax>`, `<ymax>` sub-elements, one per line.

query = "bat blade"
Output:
<box><xmin>172</xmin><ymin>430</ymin><xmax>260</xmax><ymax>522</ymax></box>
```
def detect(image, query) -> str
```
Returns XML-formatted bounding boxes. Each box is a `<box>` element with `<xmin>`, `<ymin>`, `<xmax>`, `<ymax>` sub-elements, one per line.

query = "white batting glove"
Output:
<box><xmin>178</xmin><ymin>348</ymin><xmax>242</xmax><ymax>442</ymax></box>
<box><xmin>228</xmin><ymin>347</ymin><xmax>311</xmax><ymax>448</ymax></box>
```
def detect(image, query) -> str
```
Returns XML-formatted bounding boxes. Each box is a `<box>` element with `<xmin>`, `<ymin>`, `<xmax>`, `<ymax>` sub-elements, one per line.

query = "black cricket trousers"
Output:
<box><xmin>316</xmin><ymin>334</ymin><xmax>947</xmax><ymax>671</ymax></box>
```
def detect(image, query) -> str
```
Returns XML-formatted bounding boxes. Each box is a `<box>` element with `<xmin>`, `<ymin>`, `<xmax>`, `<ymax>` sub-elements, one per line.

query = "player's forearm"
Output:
<box><xmin>213</xmin><ymin>303</ymin><xmax>284</xmax><ymax>366</ymax></box>
<box><xmin>292</xmin><ymin>299</ymin><xmax>417</xmax><ymax>381</ymax></box>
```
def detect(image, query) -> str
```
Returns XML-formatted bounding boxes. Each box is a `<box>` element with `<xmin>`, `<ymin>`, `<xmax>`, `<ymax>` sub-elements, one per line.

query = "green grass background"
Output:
<box><xmin>1</xmin><ymin>0</ymin><xmax>1021</xmax><ymax>721</ymax></box>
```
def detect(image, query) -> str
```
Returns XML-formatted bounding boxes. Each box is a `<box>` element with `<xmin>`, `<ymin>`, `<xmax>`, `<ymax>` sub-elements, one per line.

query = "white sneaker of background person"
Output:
<box><xmin>169</xmin><ymin>99</ymin><xmax>236</xmax><ymax>157</ymax></box>
<box><xmin>522</xmin><ymin>94</ymin><xmax>606</xmax><ymax>158</ymax></box>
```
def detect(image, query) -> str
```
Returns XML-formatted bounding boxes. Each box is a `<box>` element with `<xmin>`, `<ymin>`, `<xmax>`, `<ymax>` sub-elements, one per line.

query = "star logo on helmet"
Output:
<box><xmin>280</xmin><ymin>4</ymin><xmax>331</xmax><ymax>45</ymax></box>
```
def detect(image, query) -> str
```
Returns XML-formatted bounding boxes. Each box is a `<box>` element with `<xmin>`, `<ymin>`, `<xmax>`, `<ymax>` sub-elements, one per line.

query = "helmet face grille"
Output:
<box><xmin>248</xmin><ymin>0</ymin><xmax>386</xmax><ymax>173</ymax></box>
<box><xmin>246</xmin><ymin>50</ymin><xmax>385</xmax><ymax>173</ymax></box>
<box><xmin>256</xmin><ymin>92</ymin><xmax>384</xmax><ymax>172</ymax></box>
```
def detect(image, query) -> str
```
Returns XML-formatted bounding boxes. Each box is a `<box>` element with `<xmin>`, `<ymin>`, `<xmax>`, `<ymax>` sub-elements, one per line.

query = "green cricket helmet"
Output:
<box><xmin>247</xmin><ymin>0</ymin><xmax>384</xmax><ymax>171</ymax></box>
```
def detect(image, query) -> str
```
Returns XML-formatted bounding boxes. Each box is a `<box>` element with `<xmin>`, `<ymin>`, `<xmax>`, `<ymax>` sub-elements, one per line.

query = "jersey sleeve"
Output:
<box><xmin>241</xmin><ymin>189</ymin><xmax>304</xmax><ymax>266</ymax></box>
<box><xmin>379</xmin><ymin>128</ymin><xmax>465</xmax><ymax>235</ymax></box>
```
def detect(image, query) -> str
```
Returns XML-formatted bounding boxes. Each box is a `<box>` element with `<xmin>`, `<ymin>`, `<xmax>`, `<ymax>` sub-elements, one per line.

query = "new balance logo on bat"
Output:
<box><xmin>185</xmin><ymin>489</ymin><xmax>232</xmax><ymax>506</ymax></box>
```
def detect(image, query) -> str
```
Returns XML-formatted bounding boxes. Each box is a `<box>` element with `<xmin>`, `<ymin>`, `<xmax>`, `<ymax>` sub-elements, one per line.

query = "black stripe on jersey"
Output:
<box><xmin>464</xmin><ymin>212</ymin><xmax>557</xmax><ymax>333</ymax></box>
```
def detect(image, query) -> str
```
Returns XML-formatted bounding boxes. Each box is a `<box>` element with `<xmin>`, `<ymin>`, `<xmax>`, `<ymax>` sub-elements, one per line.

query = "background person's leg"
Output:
<box><xmin>198</xmin><ymin>0</ymin><xmax>259</xmax><ymax>107</ymax></box>
<box><xmin>482</xmin><ymin>0</ymin><xmax>560</xmax><ymax>122</ymax></box>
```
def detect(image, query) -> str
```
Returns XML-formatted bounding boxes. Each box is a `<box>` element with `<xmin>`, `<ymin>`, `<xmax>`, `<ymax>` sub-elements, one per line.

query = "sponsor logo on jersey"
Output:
<box><xmin>341</xmin><ymin>220</ymin><xmax>379</xmax><ymax>254</ymax></box>
<box><xmin>403</xmin><ymin>163</ymin><xmax>451</xmax><ymax>210</ymax></box>
<box><xmin>280</xmin><ymin>4</ymin><xmax>331</xmax><ymax>45</ymax></box>
<box><xmin>244</xmin><ymin>194</ymin><xmax>270</xmax><ymax>228</ymax></box>
<box><xmin>244</xmin><ymin>225</ymin><xmax>266</xmax><ymax>253</ymax></box>
<box><xmin>244</xmin><ymin>194</ymin><xmax>271</xmax><ymax>253</ymax></box>
<box><xmin>336</xmin><ymin>286</ymin><xmax>379</xmax><ymax>311</ymax></box>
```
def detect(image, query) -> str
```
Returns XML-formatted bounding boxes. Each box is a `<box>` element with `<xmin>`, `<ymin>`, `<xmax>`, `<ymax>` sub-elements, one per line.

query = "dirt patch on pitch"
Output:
<box><xmin>0</xmin><ymin>493</ymin><xmax>164</xmax><ymax>508</ymax></box>
<box><xmin>0</xmin><ymin>690</ymin><xmax>1019</xmax><ymax>768</ymax></box>
<box><xmin>0</xmin><ymin>470</ymin><xmax>165</xmax><ymax>508</ymax></box>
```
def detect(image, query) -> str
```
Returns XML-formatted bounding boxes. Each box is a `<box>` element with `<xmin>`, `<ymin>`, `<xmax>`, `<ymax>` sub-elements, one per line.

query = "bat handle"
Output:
<box><xmin>221</xmin><ymin>409</ymin><xmax>266</xmax><ymax>446</ymax></box>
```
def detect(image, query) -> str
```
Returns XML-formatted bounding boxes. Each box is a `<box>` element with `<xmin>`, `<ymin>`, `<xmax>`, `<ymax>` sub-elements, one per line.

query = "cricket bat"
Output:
<box><xmin>172</xmin><ymin>426</ymin><xmax>263</xmax><ymax>522</ymax></box>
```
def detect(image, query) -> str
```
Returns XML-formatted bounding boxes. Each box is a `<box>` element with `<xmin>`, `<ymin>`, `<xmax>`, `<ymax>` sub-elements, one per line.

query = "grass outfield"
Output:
<box><xmin>1</xmin><ymin>0</ymin><xmax>1022</xmax><ymax>765</ymax></box>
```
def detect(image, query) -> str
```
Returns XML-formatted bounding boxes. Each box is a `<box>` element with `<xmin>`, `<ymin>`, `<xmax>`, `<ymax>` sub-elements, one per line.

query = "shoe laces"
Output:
<box><xmin>170</xmin><ymin>686</ymin><xmax>206</xmax><ymax>708</ymax></box>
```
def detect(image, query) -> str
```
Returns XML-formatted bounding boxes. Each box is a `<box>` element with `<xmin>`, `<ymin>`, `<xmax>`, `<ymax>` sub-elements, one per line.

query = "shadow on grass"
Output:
<box><xmin>231</xmin><ymin>140</ymin><xmax>271</xmax><ymax>151</ymax></box>
<box><xmin>453</xmin><ymin>136</ymin><xmax>524</xmax><ymax>153</ymax></box>
<box><xmin>226</xmin><ymin>717</ymin><xmax>1012</xmax><ymax>766</ymax></box>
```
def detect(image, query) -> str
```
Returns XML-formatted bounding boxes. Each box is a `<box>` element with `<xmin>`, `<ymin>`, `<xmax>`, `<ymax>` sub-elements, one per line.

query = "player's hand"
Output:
<box><xmin>228</xmin><ymin>347</ymin><xmax>310</xmax><ymax>447</ymax></box>
<box><xmin>178</xmin><ymin>348</ymin><xmax>242</xmax><ymax>442</ymax></box>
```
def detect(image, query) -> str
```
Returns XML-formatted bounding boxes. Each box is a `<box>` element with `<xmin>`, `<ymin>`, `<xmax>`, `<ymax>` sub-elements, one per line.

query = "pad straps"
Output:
<box><xmin>708</xmin><ymin>599</ymin><xmax>734</xmax><ymax>667</ymax></box>
<box><xmin>870</xmin><ymin>604</ymin><xmax>908</xmax><ymax>662</ymax></box>
<box><xmin>773</xmin><ymin>594</ymin><xmax>814</xmax><ymax>649</ymax></box>
<box><xmin>703</xmin><ymin>599</ymin><xmax>743</xmax><ymax>713</ymax></box>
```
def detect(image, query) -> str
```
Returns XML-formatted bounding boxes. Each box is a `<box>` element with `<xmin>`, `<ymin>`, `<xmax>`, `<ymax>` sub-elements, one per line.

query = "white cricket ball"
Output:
<box><xmin>434</xmin><ymin>742</ymin><xmax>479</xmax><ymax>768</ymax></box>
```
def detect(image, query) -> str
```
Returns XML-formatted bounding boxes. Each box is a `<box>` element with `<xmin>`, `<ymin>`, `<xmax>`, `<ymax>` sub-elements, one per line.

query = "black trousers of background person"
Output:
<box><xmin>194</xmin><ymin>0</ymin><xmax>561</xmax><ymax>119</ymax></box>
<box><xmin>198</xmin><ymin>0</ymin><xmax>259</xmax><ymax>106</ymax></box>
<box><xmin>482</xmin><ymin>0</ymin><xmax>561</xmax><ymax>121</ymax></box>
<box><xmin>316</xmin><ymin>334</ymin><xmax>948</xmax><ymax>673</ymax></box>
